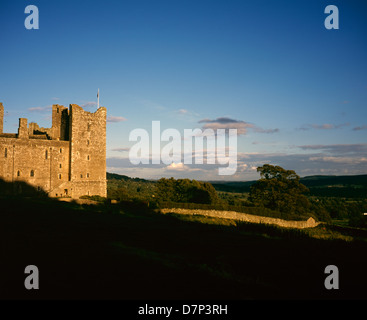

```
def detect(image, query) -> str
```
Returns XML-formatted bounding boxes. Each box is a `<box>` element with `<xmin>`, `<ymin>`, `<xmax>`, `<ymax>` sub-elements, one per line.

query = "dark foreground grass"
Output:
<box><xmin>0</xmin><ymin>196</ymin><xmax>366</xmax><ymax>300</ymax></box>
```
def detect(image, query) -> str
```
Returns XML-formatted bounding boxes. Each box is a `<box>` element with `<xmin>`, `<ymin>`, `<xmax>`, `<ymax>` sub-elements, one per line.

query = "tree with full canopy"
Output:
<box><xmin>249</xmin><ymin>164</ymin><xmax>311</xmax><ymax>216</ymax></box>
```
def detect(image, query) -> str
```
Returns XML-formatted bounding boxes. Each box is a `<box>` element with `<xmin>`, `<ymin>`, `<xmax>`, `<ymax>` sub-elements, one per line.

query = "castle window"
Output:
<box><xmin>4</xmin><ymin>148</ymin><xmax>7</xmax><ymax>158</ymax></box>
<box><xmin>30</xmin><ymin>170</ymin><xmax>34</xmax><ymax>177</ymax></box>
<box><xmin>17</xmin><ymin>170</ymin><xmax>20</xmax><ymax>177</ymax></box>
<box><xmin>87</xmin><ymin>140</ymin><xmax>90</xmax><ymax>146</ymax></box>
<box><xmin>59</xmin><ymin>164</ymin><xmax>62</xmax><ymax>168</ymax></box>
<box><xmin>60</xmin><ymin>148</ymin><xmax>62</xmax><ymax>153</ymax></box>
<box><xmin>58</xmin><ymin>174</ymin><xmax>62</xmax><ymax>180</ymax></box>
<box><xmin>87</xmin><ymin>173</ymin><xmax>89</xmax><ymax>178</ymax></box>
<box><xmin>80</xmin><ymin>174</ymin><xmax>83</xmax><ymax>178</ymax></box>
<box><xmin>45</xmin><ymin>150</ymin><xmax>48</xmax><ymax>159</ymax></box>
<box><xmin>87</xmin><ymin>155</ymin><xmax>90</xmax><ymax>160</ymax></box>
<box><xmin>57</xmin><ymin>108</ymin><xmax>59</xmax><ymax>113</ymax></box>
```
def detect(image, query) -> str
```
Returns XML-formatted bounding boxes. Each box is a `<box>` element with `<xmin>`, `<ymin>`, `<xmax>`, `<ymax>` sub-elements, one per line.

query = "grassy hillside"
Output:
<box><xmin>1</xmin><ymin>195</ymin><xmax>367</xmax><ymax>300</ymax></box>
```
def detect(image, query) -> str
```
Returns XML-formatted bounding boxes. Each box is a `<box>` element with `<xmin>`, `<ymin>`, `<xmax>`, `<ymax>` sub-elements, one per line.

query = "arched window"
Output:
<box><xmin>17</xmin><ymin>170</ymin><xmax>20</xmax><ymax>177</ymax></box>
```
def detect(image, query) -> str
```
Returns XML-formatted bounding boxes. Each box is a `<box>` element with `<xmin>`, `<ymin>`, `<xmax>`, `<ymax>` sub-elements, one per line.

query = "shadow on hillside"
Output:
<box><xmin>1</xmin><ymin>178</ymin><xmax>367</xmax><ymax>300</ymax></box>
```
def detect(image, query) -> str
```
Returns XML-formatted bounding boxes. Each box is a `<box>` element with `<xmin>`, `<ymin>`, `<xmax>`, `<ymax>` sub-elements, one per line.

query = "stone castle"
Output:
<box><xmin>0</xmin><ymin>102</ymin><xmax>107</xmax><ymax>199</ymax></box>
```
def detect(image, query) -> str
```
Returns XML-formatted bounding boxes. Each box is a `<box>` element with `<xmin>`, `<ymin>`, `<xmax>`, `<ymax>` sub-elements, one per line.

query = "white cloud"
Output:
<box><xmin>80</xmin><ymin>101</ymin><xmax>97</xmax><ymax>109</ymax></box>
<box><xmin>298</xmin><ymin>123</ymin><xmax>350</xmax><ymax>131</ymax></box>
<box><xmin>28</xmin><ymin>105</ymin><xmax>52</xmax><ymax>112</ymax></box>
<box><xmin>111</xmin><ymin>147</ymin><xmax>130</xmax><ymax>152</ymax></box>
<box><xmin>309</xmin><ymin>156</ymin><xmax>367</xmax><ymax>164</ymax></box>
<box><xmin>298</xmin><ymin>143</ymin><xmax>367</xmax><ymax>154</ymax></box>
<box><xmin>166</xmin><ymin>162</ymin><xmax>186</xmax><ymax>171</ymax></box>
<box><xmin>107</xmin><ymin>116</ymin><xmax>127</xmax><ymax>123</ymax></box>
<box><xmin>199</xmin><ymin>117</ymin><xmax>254</xmax><ymax>135</ymax></box>
<box><xmin>199</xmin><ymin>117</ymin><xmax>278</xmax><ymax>136</ymax></box>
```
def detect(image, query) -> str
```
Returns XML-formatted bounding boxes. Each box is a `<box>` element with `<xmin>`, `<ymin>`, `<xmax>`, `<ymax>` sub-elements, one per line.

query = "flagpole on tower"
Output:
<box><xmin>97</xmin><ymin>88</ymin><xmax>100</xmax><ymax>109</ymax></box>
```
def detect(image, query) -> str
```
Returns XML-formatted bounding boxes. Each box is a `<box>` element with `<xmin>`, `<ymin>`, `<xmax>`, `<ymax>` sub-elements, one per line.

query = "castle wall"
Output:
<box><xmin>0</xmin><ymin>138</ymin><xmax>70</xmax><ymax>196</ymax></box>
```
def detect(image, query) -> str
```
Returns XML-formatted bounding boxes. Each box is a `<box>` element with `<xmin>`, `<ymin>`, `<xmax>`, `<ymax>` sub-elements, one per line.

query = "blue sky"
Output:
<box><xmin>1</xmin><ymin>0</ymin><xmax>367</xmax><ymax>180</ymax></box>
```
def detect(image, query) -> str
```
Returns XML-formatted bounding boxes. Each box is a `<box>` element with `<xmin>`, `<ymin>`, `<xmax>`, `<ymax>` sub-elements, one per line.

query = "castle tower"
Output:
<box><xmin>0</xmin><ymin>102</ymin><xmax>4</xmax><ymax>134</ymax></box>
<box><xmin>18</xmin><ymin>118</ymin><xmax>28</xmax><ymax>139</ymax></box>
<box><xmin>69</xmin><ymin>104</ymin><xmax>107</xmax><ymax>198</ymax></box>
<box><xmin>51</xmin><ymin>105</ymin><xmax>69</xmax><ymax>140</ymax></box>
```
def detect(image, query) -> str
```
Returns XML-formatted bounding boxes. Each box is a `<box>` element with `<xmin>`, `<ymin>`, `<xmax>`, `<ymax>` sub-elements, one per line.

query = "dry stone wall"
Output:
<box><xmin>160</xmin><ymin>208</ymin><xmax>319</xmax><ymax>229</ymax></box>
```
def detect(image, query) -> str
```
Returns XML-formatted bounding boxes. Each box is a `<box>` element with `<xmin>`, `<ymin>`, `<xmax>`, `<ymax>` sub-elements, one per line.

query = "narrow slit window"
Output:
<box><xmin>4</xmin><ymin>148</ymin><xmax>7</xmax><ymax>158</ymax></box>
<box><xmin>45</xmin><ymin>150</ymin><xmax>48</xmax><ymax>159</ymax></box>
<box><xmin>30</xmin><ymin>170</ymin><xmax>34</xmax><ymax>177</ymax></box>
